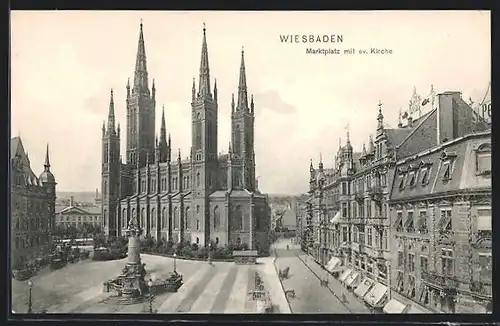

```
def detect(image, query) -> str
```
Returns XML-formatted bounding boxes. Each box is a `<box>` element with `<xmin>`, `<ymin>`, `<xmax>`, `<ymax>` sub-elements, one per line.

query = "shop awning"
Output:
<box><xmin>477</xmin><ymin>215</ymin><xmax>491</xmax><ymax>231</ymax></box>
<box><xmin>407</xmin><ymin>304</ymin><xmax>429</xmax><ymax>314</ymax></box>
<box><xmin>354</xmin><ymin>277</ymin><xmax>375</xmax><ymax>297</ymax></box>
<box><xmin>326</xmin><ymin>257</ymin><xmax>341</xmax><ymax>273</ymax></box>
<box><xmin>330</xmin><ymin>211</ymin><xmax>341</xmax><ymax>224</ymax></box>
<box><xmin>339</xmin><ymin>268</ymin><xmax>352</xmax><ymax>283</ymax></box>
<box><xmin>345</xmin><ymin>271</ymin><xmax>360</xmax><ymax>287</ymax></box>
<box><xmin>383</xmin><ymin>299</ymin><xmax>407</xmax><ymax>314</ymax></box>
<box><xmin>364</xmin><ymin>282</ymin><xmax>388</xmax><ymax>307</ymax></box>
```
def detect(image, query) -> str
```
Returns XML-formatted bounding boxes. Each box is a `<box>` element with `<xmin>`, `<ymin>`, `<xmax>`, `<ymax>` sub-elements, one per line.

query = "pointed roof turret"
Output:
<box><xmin>214</xmin><ymin>78</ymin><xmax>218</xmax><ymax>101</ymax></box>
<box><xmin>250</xmin><ymin>94</ymin><xmax>254</xmax><ymax>114</ymax></box>
<box><xmin>133</xmin><ymin>20</ymin><xmax>149</xmax><ymax>94</ymax></box>
<box><xmin>44</xmin><ymin>144</ymin><xmax>50</xmax><ymax>170</ymax></box>
<box><xmin>318</xmin><ymin>153</ymin><xmax>324</xmax><ymax>170</ymax></box>
<box><xmin>345</xmin><ymin>125</ymin><xmax>352</xmax><ymax>150</ymax></box>
<box><xmin>40</xmin><ymin>144</ymin><xmax>55</xmax><ymax>183</ymax></box>
<box><xmin>368</xmin><ymin>135</ymin><xmax>375</xmax><ymax>153</ymax></box>
<box><xmin>362</xmin><ymin>142</ymin><xmax>367</xmax><ymax>156</ymax></box>
<box><xmin>377</xmin><ymin>100</ymin><xmax>384</xmax><ymax>131</ymax></box>
<box><xmin>198</xmin><ymin>23</ymin><xmax>212</xmax><ymax>98</ymax></box>
<box><xmin>160</xmin><ymin>105</ymin><xmax>167</xmax><ymax>143</ymax></box>
<box><xmin>107</xmin><ymin>89</ymin><xmax>116</xmax><ymax>134</ymax></box>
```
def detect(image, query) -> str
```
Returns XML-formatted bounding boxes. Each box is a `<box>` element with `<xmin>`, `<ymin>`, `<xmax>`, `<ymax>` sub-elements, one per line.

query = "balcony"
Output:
<box><xmin>351</xmin><ymin>242</ymin><xmax>365</xmax><ymax>252</ymax></box>
<box><xmin>470</xmin><ymin>281</ymin><xmax>492</xmax><ymax>298</ymax></box>
<box><xmin>354</xmin><ymin>192</ymin><xmax>364</xmax><ymax>202</ymax></box>
<box><xmin>367</xmin><ymin>185</ymin><xmax>383</xmax><ymax>201</ymax></box>
<box><xmin>421</xmin><ymin>271</ymin><xmax>459</xmax><ymax>290</ymax></box>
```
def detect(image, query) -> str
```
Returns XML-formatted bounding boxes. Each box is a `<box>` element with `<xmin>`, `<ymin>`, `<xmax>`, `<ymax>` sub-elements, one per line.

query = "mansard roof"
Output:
<box><xmin>389</xmin><ymin>131</ymin><xmax>491</xmax><ymax>202</ymax></box>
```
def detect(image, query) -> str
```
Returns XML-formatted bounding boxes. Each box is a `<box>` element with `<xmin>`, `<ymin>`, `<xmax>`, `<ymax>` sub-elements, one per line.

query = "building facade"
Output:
<box><xmin>11</xmin><ymin>137</ymin><xmax>56</xmax><ymax>267</ymax></box>
<box><xmin>55</xmin><ymin>196</ymin><xmax>102</xmax><ymax>228</ymax></box>
<box><xmin>101</xmin><ymin>23</ymin><xmax>270</xmax><ymax>253</ymax></box>
<box><xmin>307</xmin><ymin>86</ymin><xmax>490</xmax><ymax>313</ymax></box>
<box><xmin>388</xmin><ymin>91</ymin><xmax>491</xmax><ymax>313</ymax></box>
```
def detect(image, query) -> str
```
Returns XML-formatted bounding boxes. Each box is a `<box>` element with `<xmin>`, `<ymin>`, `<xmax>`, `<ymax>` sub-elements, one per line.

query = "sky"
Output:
<box><xmin>11</xmin><ymin>11</ymin><xmax>491</xmax><ymax>195</ymax></box>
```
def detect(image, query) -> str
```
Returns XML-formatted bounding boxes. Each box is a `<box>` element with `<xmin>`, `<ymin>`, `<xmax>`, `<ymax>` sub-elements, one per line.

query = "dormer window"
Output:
<box><xmin>398</xmin><ymin>174</ymin><xmax>407</xmax><ymax>190</ymax></box>
<box><xmin>409</xmin><ymin>171</ymin><xmax>417</xmax><ymax>188</ymax></box>
<box><xmin>476</xmin><ymin>143</ymin><xmax>491</xmax><ymax>176</ymax></box>
<box><xmin>421</xmin><ymin>167</ymin><xmax>430</xmax><ymax>186</ymax></box>
<box><xmin>442</xmin><ymin>163</ymin><xmax>451</xmax><ymax>182</ymax></box>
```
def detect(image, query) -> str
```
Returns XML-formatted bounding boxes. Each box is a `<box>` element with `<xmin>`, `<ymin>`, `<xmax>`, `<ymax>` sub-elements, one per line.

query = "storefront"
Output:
<box><xmin>344</xmin><ymin>270</ymin><xmax>361</xmax><ymax>289</ymax></box>
<box><xmin>364</xmin><ymin>282</ymin><xmax>388</xmax><ymax>309</ymax></box>
<box><xmin>383</xmin><ymin>298</ymin><xmax>407</xmax><ymax>314</ymax></box>
<box><xmin>339</xmin><ymin>268</ymin><xmax>353</xmax><ymax>282</ymax></box>
<box><xmin>326</xmin><ymin>256</ymin><xmax>342</xmax><ymax>274</ymax></box>
<box><xmin>407</xmin><ymin>304</ymin><xmax>428</xmax><ymax>314</ymax></box>
<box><xmin>354</xmin><ymin>277</ymin><xmax>375</xmax><ymax>298</ymax></box>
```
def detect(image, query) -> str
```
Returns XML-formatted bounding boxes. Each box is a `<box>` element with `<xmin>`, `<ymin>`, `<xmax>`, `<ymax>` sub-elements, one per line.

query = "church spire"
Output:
<box><xmin>160</xmin><ymin>105</ymin><xmax>167</xmax><ymax>140</ymax></box>
<box><xmin>237</xmin><ymin>46</ymin><xmax>249</xmax><ymax>111</ymax></box>
<box><xmin>133</xmin><ymin>20</ymin><xmax>149</xmax><ymax>94</ymax></box>
<box><xmin>198</xmin><ymin>23</ymin><xmax>211</xmax><ymax>98</ymax></box>
<box><xmin>44</xmin><ymin>144</ymin><xmax>51</xmax><ymax>171</ymax></box>
<box><xmin>107</xmin><ymin>89</ymin><xmax>116</xmax><ymax>134</ymax></box>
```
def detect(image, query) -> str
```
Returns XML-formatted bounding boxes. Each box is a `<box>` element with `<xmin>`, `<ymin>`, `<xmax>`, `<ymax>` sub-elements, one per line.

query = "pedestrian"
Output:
<box><xmin>342</xmin><ymin>292</ymin><xmax>348</xmax><ymax>303</ymax></box>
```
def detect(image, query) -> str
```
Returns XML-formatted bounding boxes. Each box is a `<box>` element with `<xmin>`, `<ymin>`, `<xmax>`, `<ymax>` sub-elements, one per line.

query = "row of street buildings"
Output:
<box><xmin>298</xmin><ymin>85</ymin><xmax>492</xmax><ymax>313</ymax></box>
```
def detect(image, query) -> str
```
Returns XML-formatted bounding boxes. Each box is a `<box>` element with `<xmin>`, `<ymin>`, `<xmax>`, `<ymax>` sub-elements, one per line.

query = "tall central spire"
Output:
<box><xmin>133</xmin><ymin>20</ymin><xmax>149</xmax><ymax>94</ymax></box>
<box><xmin>198</xmin><ymin>23</ymin><xmax>211</xmax><ymax>98</ymax></box>
<box><xmin>237</xmin><ymin>47</ymin><xmax>249</xmax><ymax>111</ymax></box>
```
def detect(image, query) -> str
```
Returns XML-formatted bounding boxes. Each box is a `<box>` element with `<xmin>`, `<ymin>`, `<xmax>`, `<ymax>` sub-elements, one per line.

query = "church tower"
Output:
<box><xmin>191</xmin><ymin>24</ymin><xmax>219</xmax><ymax>245</ymax></box>
<box><xmin>230</xmin><ymin>48</ymin><xmax>256</xmax><ymax>191</ymax></box>
<box><xmin>126</xmin><ymin>21</ymin><xmax>156</xmax><ymax>168</ymax></box>
<box><xmin>102</xmin><ymin>89</ymin><xmax>121</xmax><ymax>236</ymax></box>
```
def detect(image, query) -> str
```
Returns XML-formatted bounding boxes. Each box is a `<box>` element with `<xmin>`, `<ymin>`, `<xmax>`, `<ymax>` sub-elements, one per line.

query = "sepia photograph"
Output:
<box><xmin>10</xmin><ymin>10</ymin><xmax>491</xmax><ymax>315</ymax></box>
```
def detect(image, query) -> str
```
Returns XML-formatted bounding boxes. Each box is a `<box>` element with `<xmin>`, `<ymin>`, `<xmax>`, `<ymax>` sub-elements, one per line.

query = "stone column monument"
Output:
<box><xmin>119</xmin><ymin>218</ymin><xmax>147</xmax><ymax>298</ymax></box>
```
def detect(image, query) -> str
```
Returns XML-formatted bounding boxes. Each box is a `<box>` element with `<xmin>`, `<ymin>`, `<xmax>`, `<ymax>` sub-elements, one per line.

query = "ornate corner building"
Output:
<box><xmin>101</xmin><ymin>23</ymin><xmax>270</xmax><ymax>253</ymax></box>
<box><xmin>11</xmin><ymin>138</ymin><xmax>56</xmax><ymax>267</ymax></box>
<box><xmin>306</xmin><ymin>86</ymin><xmax>491</xmax><ymax>313</ymax></box>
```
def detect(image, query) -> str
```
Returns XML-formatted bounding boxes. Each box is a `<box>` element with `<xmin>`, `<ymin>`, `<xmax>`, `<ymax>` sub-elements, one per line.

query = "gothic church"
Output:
<box><xmin>101</xmin><ymin>22</ymin><xmax>270</xmax><ymax>253</ymax></box>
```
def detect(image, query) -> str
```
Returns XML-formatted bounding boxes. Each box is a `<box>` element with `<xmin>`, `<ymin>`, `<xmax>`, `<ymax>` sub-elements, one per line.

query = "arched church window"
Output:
<box><xmin>103</xmin><ymin>209</ymin><xmax>107</xmax><ymax>227</ymax></box>
<box><xmin>161</xmin><ymin>207</ymin><xmax>166</xmax><ymax>229</ymax></box>
<box><xmin>234</xmin><ymin>125</ymin><xmax>241</xmax><ymax>154</ymax></box>
<box><xmin>151</xmin><ymin>208</ymin><xmax>156</xmax><ymax>229</ymax></box>
<box><xmin>196</xmin><ymin>173</ymin><xmax>201</xmax><ymax>187</ymax></box>
<box><xmin>122</xmin><ymin>208</ymin><xmax>127</xmax><ymax>228</ymax></box>
<box><xmin>141</xmin><ymin>208</ymin><xmax>146</xmax><ymax>229</ymax></box>
<box><xmin>173</xmin><ymin>207</ymin><xmax>179</xmax><ymax>229</ymax></box>
<box><xmin>185</xmin><ymin>207</ymin><xmax>191</xmax><ymax>229</ymax></box>
<box><xmin>234</xmin><ymin>205</ymin><xmax>243</xmax><ymax>230</ymax></box>
<box><xmin>214</xmin><ymin>206</ymin><xmax>220</xmax><ymax>230</ymax></box>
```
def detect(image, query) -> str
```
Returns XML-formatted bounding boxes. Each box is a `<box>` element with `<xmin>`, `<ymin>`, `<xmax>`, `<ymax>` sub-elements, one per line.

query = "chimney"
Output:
<box><xmin>95</xmin><ymin>188</ymin><xmax>99</xmax><ymax>200</ymax></box>
<box><xmin>437</xmin><ymin>91</ymin><xmax>461</xmax><ymax>145</ymax></box>
<box><xmin>70</xmin><ymin>196</ymin><xmax>74</xmax><ymax>206</ymax></box>
<box><xmin>407</xmin><ymin>116</ymin><xmax>413</xmax><ymax>128</ymax></box>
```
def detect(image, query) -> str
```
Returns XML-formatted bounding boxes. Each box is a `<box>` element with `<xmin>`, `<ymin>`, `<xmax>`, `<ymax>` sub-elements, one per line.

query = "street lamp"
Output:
<box><xmin>147</xmin><ymin>279</ymin><xmax>153</xmax><ymax>314</ymax></box>
<box><xmin>173</xmin><ymin>253</ymin><xmax>177</xmax><ymax>274</ymax></box>
<box><xmin>27</xmin><ymin>279</ymin><xmax>33</xmax><ymax>313</ymax></box>
<box><xmin>208</xmin><ymin>243</ymin><xmax>212</xmax><ymax>265</ymax></box>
